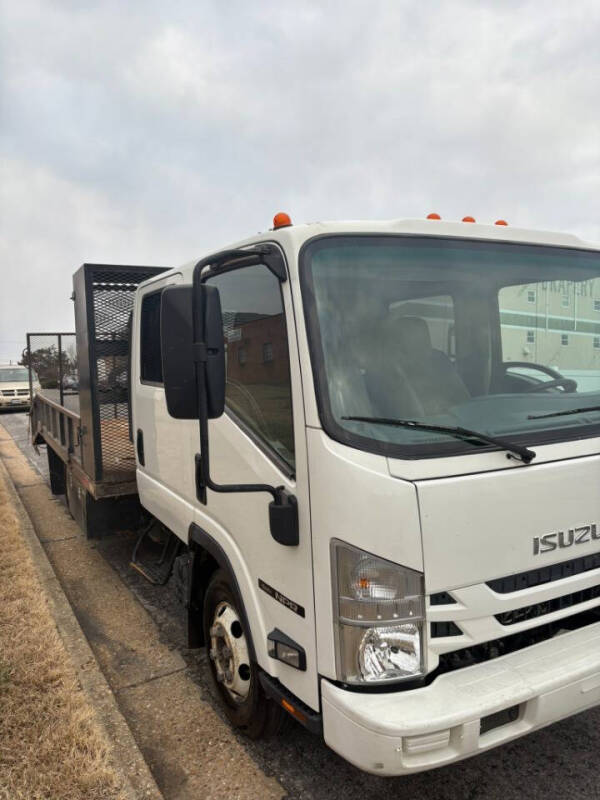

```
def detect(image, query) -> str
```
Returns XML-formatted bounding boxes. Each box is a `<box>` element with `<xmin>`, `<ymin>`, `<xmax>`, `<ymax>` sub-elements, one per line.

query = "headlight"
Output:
<box><xmin>332</xmin><ymin>540</ymin><xmax>425</xmax><ymax>684</ymax></box>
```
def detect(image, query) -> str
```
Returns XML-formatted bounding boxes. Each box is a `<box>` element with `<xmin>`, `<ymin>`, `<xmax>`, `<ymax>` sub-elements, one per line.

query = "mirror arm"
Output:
<box><xmin>196</xmin><ymin>411</ymin><xmax>286</xmax><ymax>504</ymax></box>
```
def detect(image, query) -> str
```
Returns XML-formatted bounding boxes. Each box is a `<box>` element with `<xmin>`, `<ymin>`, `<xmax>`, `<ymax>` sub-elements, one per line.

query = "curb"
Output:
<box><xmin>0</xmin><ymin>454</ymin><xmax>164</xmax><ymax>800</ymax></box>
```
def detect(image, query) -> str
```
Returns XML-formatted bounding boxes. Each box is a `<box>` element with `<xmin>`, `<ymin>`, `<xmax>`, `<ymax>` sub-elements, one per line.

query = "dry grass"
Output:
<box><xmin>0</xmin><ymin>475</ymin><xmax>126</xmax><ymax>800</ymax></box>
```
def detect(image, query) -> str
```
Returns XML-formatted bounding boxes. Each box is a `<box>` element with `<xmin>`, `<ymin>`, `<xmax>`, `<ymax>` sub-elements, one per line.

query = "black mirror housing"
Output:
<box><xmin>202</xmin><ymin>285</ymin><xmax>226</xmax><ymax>419</ymax></box>
<box><xmin>161</xmin><ymin>283</ymin><xmax>226</xmax><ymax>420</ymax></box>
<box><xmin>269</xmin><ymin>493</ymin><xmax>299</xmax><ymax>546</ymax></box>
<box><xmin>161</xmin><ymin>285</ymin><xmax>199</xmax><ymax>419</ymax></box>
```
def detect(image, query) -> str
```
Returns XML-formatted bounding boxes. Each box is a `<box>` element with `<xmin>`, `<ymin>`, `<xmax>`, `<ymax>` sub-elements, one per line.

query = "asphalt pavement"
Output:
<box><xmin>1</xmin><ymin>408</ymin><xmax>598</xmax><ymax>800</ymax></box>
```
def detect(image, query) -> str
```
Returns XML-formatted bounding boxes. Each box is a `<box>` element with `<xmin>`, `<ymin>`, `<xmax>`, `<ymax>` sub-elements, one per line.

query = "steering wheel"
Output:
<box><xmin>502</xmin><ymin>361</ymin><xmax>577</xmax><ymax>394</ymax></box>
<box><xmin>524</xmin><ymin>377</ymin><xmax>577</xmax><ymax>393</ymax></box>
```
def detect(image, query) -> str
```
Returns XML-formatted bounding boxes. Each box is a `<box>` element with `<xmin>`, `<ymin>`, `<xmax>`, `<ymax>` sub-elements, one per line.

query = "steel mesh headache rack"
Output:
<box><xmin>73</xmin><ymin>264</ymin><xmax>168</xmax><ymax>486</ymax></box>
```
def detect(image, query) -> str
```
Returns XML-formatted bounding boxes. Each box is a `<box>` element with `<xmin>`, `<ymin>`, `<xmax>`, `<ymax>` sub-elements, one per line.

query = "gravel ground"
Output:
<box><xmin>2</xmin><ymin>409</ymin><xmax>599</xmax><ymax>800</ymax></box>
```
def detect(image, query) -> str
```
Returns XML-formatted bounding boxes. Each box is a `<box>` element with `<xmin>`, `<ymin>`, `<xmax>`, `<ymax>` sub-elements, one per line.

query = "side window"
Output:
<box><xmin>208</xmin><ymin>264</ymin><xmax>295</xmax><ymax>470</ymax></box>
<box><xmin>140</xmin><ymin>291</ymin><xmax>163</xmax><ymax>384</ymax></box>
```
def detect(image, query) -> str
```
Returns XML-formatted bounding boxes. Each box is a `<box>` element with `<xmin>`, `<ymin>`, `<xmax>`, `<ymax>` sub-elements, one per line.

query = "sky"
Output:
<box><xmin>1</xmin><ymin>0</ymin><xmax>599</xmax><ymax>362</ymax></box>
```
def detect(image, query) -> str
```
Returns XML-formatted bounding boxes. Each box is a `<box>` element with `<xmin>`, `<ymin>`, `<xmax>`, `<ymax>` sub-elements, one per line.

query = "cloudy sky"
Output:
<box><xmin>1</xmin><ymin>0</ymin><xmax>599</xmax><ymax>362</ymax></box>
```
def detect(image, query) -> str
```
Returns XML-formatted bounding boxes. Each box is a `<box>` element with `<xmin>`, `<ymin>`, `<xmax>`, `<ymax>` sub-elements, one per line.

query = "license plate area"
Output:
<box><xmin>480</xmin><ymin>704</ymin><xmax>520</xmax><ymax>735</ymax></box>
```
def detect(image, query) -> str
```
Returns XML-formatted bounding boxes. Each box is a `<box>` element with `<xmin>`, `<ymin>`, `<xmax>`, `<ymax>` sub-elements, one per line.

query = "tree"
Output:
<box><xmin>19</xmin><ymin>344</ymin><xmax>77</xmax><ymax>389</ymax></box>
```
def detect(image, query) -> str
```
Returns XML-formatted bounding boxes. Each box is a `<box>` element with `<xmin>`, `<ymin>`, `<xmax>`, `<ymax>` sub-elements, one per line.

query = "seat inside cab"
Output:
<box><xmin>369</xmin><ymin>314</ymin><xmax>470</xmax><ymax>418</ymax></box>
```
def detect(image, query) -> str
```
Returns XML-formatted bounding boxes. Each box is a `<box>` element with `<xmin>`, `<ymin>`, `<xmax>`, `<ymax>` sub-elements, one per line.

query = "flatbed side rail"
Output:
<box><xmin>31</xmin><ymin>392</ymin><xmax>82</xmax><ymax>467</ymax></box>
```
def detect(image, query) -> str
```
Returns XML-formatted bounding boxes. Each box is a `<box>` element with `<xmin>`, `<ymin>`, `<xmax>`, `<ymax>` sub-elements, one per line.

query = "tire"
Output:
<box><xmin>202</xmin><ymin>568</ymin><xmax>286</xmax><ymax>738</ymax></box>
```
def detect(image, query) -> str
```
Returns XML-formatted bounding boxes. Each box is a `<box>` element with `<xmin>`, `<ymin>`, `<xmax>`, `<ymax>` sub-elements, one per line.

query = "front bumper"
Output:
<box><xmin>0</xmin><ymin>397</ymin><xmax>30</xmax><ymax>408</ymax></box>
<box><xmin>321</xmin><ymin>621</ymin><xmax>600</xmax><ymax>775</ymax></box>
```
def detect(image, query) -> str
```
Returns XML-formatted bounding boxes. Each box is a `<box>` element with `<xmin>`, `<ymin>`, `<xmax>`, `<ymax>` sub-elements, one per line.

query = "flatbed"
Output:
<box><xmin>29</xmin><ymin>263</ymin><xmax>167</xmax><ymax>531</ymax></box>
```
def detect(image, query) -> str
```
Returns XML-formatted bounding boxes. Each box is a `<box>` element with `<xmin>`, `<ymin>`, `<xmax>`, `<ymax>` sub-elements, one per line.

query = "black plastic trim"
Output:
<box><xmin>324</xmin><ymin>673</ymin><xmax>428</xmax><ymax>694</ymax></box>
<box><xmin>480</xmin><ymin>704</ymin><xmax>520</xmax><ymax>735</ymax></box>
<box><xmin>267</xmin><ymin>628</ymin><xmax>307</xmax><ymax>670</ymax></box>
<box><xmin>197</xmin><ymin>243</ymin><xmax>288</xmax><ymax>284</ymax></box>
<box><xmin>136</xmin><ymin>429</ymin><xmax>145</xmax><ymax>466</ymax></box>
<box><xmin>259</xmin><ymin>672</ymin><xmax>322</xmax><ymax>734</ymax></box>
<box><xmin>429</xmin><ymin>591</ymin><xmax>457</xmax><ymax>605</ymax></box>
<box><xmin>487</xmin><ymin>550</ymin><xmax>600</xmax><ymax>593</ymax></box>
<box><xmin>431</xmin><ymin>621</ymin><xmax>462</xmax><ymax>637</ymax></box>
<box><xmin>188</xmin><ymin>523</ymin><xmax>257</xmax><ymax>662</ymax></box>
<box><xmin>495</xmin><ymin>583</ymin><xmax>600</xmax><ymax>625</ymax></box>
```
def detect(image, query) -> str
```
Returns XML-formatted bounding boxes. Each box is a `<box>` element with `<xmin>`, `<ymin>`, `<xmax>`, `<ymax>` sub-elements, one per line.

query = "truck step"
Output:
<box><xmin>130</xmin><ymin>520</ymin><xmax>181</xmax><ymax>585</ymax></box>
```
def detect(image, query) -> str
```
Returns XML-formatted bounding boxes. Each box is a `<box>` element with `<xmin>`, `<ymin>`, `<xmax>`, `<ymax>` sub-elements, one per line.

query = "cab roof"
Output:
<box><xmin>143</xmin><ymin>217</ymin><xmax>600</xmax><ymax>288</ymax></box>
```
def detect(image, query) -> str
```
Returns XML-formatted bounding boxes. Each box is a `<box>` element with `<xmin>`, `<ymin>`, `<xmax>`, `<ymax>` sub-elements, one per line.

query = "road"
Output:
<box><xmin>2</xmin><ymin>408</ymin><xmax>598</xmax><ymax>800</ymax></box>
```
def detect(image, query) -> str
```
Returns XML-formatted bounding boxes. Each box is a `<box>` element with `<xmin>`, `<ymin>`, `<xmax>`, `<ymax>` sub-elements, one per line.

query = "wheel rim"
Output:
<box><xmin>209</xmin><ymin>601</ymin><xmax>251</xmax><ymax>703</ymax></box>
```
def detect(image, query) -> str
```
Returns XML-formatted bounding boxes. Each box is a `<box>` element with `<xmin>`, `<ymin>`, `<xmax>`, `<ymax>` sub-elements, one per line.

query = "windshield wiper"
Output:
<box><xmin>528</xmin><ymin>405</ymin><xmax>600</xmax><ymax>420</ymax></box>
<box><xmin>342</xmin><ymin>416</ymin><xmax>537</xmax><ymax>464</ymax></box>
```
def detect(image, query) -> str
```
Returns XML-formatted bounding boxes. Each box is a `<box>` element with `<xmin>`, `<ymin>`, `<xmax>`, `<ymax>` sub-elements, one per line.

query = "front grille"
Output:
<box><xmin>487</xmin><ymin>552</ymin><xmax>600</xmax><ymax>593</ymax></box>
<box><xmin>436</xmin><ymin>608</ymin><xmax>599</xmax><ymax>677</ymax></box>
<box><xmin>17</xmin><ymin>389</ymin><xmax>29</xmax><ymax>395</ymax></box>
<box><xmin>431</xmin><ymin>553</ymin><xmax>600</xmax><ymax>675</ymax></box>
<box><xmin>495</xmin><ymin>583</ymin><xmax>600</xmax><ymax>626</ymax></box>
<box><xmin>431</xmin><ymin>621</ymin><xmax>462</xmax><ymax>637</ymax></box>
<box><xmin>1</xmin><ymin>390</ymin><xmax>15</xmax><ymax>396</ymax></box>
<box><xmin>430</xmin><ymin>591</ymin><xmax>456</xmax><ymax>605</ymax></box>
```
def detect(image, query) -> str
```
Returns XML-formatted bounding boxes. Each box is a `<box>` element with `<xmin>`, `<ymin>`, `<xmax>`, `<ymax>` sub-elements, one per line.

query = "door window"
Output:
<box><xmin>140</xmin><ymin>291</ymin><xmax>163</xmax><ymax>384</ymax></box>
<box><xmin>208</xmin><ymin>264</ymin><xmax>295</xmax><ymax>469</ymax></box>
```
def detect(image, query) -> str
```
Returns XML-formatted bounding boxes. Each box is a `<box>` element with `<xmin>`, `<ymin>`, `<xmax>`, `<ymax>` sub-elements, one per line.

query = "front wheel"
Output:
<box><xmin>202</xmin><ymin>569</ymin><xmax>286</xmax><ymax>738</ymax></box>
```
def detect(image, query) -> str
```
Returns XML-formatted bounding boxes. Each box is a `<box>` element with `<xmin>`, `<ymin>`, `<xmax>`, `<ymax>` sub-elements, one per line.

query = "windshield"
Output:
<box><xmin>0</xmin><ymin>368</ymin><xmax>29</xmax><ymax>382</ymax></box>
<box><xmin>301</xmin><ymin>235</ymin><xmax>600</xmax><ymax>459</ymax></box>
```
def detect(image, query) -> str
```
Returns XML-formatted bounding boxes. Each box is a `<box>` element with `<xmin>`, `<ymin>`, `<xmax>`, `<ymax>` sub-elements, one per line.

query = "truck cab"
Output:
<box><xmin>39</xmin><ymin>217</ymin><xmax>600</xmax><ymax>775</ymax></box>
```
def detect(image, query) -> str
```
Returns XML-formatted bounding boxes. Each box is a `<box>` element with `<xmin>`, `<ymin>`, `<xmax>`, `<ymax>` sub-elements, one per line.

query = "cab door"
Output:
<box><xmin>133</xmin><ymin>272</ymin><xmax>200</xmax><ymax>540</ymax></box>
<box><xmin>194</xmin><ymin>259</ymin><xmax>317</xmax><ymax>710</ymax></box>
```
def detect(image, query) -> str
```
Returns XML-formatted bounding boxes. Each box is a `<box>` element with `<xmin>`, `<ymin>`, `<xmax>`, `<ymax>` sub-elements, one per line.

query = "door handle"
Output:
<box><xmin>136</xmin><ymin>429</ymin><xmax>145</xmax><ymax>466</ymax></box>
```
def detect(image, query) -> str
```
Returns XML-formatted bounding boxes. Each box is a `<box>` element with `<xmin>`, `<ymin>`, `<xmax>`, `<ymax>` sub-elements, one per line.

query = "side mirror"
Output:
<box><xmin>161</xmin><ymin>285</ymin><xmax>198</xmax><ymax>419</ymax></box>
<box><xmin>161</xmin><ymin>283</ymin><xmax>226</xmax><ymax>420</ymax></box>
<box><xmin>200</xmin><ymin>284</ymin><xmax>226</xmax><ymax>419</ymax></box>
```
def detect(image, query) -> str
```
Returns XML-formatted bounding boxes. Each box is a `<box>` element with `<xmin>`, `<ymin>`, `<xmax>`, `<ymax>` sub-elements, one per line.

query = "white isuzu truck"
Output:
<box><xmin>30</xmin><ymin>216</ymin><xmax>600</xmax><ymax>775</ymax></box>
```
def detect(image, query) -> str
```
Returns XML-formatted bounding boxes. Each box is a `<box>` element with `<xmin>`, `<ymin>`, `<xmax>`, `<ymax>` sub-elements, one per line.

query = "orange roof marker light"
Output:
<box><xmin>273</xmin><ymin>212</ymin><xmax>292</xmax><ymax>229</ymax></box>
<box><xmin>462</xmin><ymin>216</ymin><xmax>476</xmax><ymax>223</ymax></box>
<box><xmin>426</xmin><ymin>212</ymin><xmax>441</xmax><ymax>220</ymax></box>
<box><xmin>495</xmin><ymin>219</ymin><xmax>508</xmax><ymax>226</ymax></box>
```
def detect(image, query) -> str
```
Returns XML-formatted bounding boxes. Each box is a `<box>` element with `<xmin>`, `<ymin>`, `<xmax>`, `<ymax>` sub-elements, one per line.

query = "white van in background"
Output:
<box><xmin>0</xmin><ymin>365</ymin><xmax>39</xmax><ymax>410</ymax></box>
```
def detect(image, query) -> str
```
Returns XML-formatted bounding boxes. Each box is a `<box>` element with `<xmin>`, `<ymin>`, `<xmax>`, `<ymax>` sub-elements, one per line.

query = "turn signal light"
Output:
<box><xmin>426</xmin><ymin>213</ymin><xmax>441</xmax><ymax>220</ymax></box>
<box><xmin>280</xmin><ymin>698</ymin><xmax>307</xmax><ymax>724</ymax></box>
<box><xmin>273</xmin><ymin>212</ymin><xmax>292</xmax><ymax>229</ymax></box>
<box><xmin>462</xmin><ymin>216</ymin><xmax>475</xmax><ymax>223</ymax></box>
<box><xmin>495</xmin><ymin>219</ymin><xmax>508</xmax><ymax>226</ymax></box>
